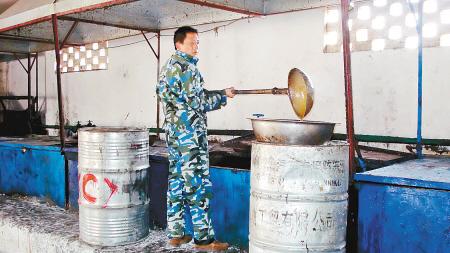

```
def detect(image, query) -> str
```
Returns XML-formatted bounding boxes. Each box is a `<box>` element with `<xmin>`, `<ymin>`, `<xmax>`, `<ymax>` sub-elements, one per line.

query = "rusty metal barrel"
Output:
<box><xmin>249</xmin><ymin>141</ymin><xmax>349</xmax><ymax>253</ymax></box>
<box><xmin>78</xmin><ymin>127</ymin><xmax>150</xmax><ymax>246</ymax></box>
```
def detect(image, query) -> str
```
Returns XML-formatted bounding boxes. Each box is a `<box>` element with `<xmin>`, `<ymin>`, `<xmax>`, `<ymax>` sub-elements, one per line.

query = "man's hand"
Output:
<box><xmin>224</xmin><ymin>87</ymin><xmax>236</xmax><ymax>98</ymax></box>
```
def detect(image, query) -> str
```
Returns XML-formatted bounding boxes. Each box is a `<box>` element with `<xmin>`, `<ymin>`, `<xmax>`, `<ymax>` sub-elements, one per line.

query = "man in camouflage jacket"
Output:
<box><xmin>157</xmin><ymin>26</ymin><xmax>235</xmax><ymax>251</ymax></box>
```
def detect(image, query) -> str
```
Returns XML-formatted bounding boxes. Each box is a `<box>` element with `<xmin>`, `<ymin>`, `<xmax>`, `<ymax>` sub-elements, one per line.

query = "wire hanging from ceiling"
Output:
<box><xmin>108</xmin><ymin>18</ymin><xmax>246</xmax><ymax>49</ymax></box>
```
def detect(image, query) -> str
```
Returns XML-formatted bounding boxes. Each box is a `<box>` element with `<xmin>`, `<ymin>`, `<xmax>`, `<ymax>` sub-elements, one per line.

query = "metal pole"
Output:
<box><xmin>35</xmin><ymin>53</ymin><xmax>38</xmax><ymax>112</ymax></box>
<box><xmin>142</xmin><ymin>31</ymin><xmax>161</xmax><ymax>137</ymax></box>
<box><xmin>416</xmin><ymin>2</ymin><xmax>423</xmax><ymax>159</ymax></box>
<box><xmin>27</xmin><ymin>53</ymin><xmax>32</xmax><ymax>133</ymax></box>
<box><xmin>340</xmin><ymin>0</ymin><xmax>356</xmax><ymax>178</ymax></box>
<box><xmin>51</xmin><ymin>14</ymin><xmax>69</xmax><ymax>210</ymax></box>
<box><xmin>51</xmin><ymin>14</ymin><xmax>66</xmax><ymax>152</ymax></box>
<box><xmin>156</xmin><ymin>31</ymin><xmax>161</xmax><ymax>138</ymax></box>
<box><xmin>340</xmin><ymin>3</ymin><xmax>358</xmax><ymax>251</ymax></box>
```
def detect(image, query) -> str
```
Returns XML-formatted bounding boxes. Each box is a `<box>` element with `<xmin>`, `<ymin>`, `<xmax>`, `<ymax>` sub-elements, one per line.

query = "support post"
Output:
<box><xmin>156</xmin><ymin>32</ymin><xmax>161</xmax><ymax>138</ymax></box>
<box><xmin>27</xmin><ymin>53</ymin><xmax>32</xmax><ymax>131</ymax></box>
<box><xmin>51</xmin><ymin>14</ymin><xmax>66</xmax><ymax>152</ymax></box>
<box><xmin>35</xmin><ymin>53</ymin><xmax>39</xmax><ymax>112</ymax></box>
<box><xmin>416</xmin><ymin>2</ymin><xmax>424</xmax><ymax>159</ymax></box>
<box><xmin>340</xmin><ymin>2</ymin><xmax>358</xmax><ymax>252</ymax></box>
<box><xmin>52</xmin><ymin>14</ymin><xmax>69</xmax><ymax>210</ymax></box>
<box><xmin>340</xmin><ymin>0</ymin><xmax>356</xmax><ymax>178</ymax></box>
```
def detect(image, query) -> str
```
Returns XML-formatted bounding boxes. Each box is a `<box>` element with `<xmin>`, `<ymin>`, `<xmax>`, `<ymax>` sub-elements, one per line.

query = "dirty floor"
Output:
<box><xmin>0</xmin><ymin>194</ymin><xmax>246</xmax><ymax>253</ymax></box>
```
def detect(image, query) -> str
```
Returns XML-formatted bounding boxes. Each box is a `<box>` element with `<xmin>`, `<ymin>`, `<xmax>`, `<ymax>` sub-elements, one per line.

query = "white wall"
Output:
<box><xmin>6</xmin><ymin>8</ymin><xmax>450</xmax><ymax>139</ymax></box>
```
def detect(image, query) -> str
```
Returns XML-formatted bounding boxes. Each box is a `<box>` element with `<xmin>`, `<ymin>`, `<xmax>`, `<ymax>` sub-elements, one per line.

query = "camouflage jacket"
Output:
<box><xmin>157</xmin><ymin>50</ymin><xmax>227</xmax><ymax>133</ymax></box>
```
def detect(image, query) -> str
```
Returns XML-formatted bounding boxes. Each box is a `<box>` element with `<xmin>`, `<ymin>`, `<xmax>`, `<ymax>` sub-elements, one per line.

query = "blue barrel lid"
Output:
<box><xmin>0</xmin><ymin>139</ymin><xmax>62</xmax><ymax>152</ymax></box>
<box><xmin>354</xmin><ymin>157</ymin><xmax>450</xmax><ymax>191</ymax></box>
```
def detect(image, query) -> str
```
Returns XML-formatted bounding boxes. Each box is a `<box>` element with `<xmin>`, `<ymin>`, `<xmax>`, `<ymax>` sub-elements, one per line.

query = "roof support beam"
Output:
<box><xmin>30</xmin><ymin>54</ymin><xmax>36</xmax><ymax>70</ymax></box>
<box><xmin>0</xmin><ymin>34</ymin><xmax>80</xmax><ymax>47</ymax></box>
<box><xmin>0</xmin><ymin>34</ymin><xmax>55</xmax><ymax>45</ymax></box>
<box><xmin>0</xmin><ymin>51</ymin><xmax>28</xmax><ymax>55</ymax></box>
<box><xmin>177</xmin><ymin>0</ymin><xmax>262</xmax><ymax>16</ymax></box>
<box><xmin>59</xmin><ymin>16</ymin><xmax>159</xmax><ymax>33</ymax></box>
<box><xmin>13</xmin><ymin>53</ymin><xmax>28</xmax><ymax>73</ymax></box>
<box><xmin>60</xmin><ymin>21</ymin><xmax>78</xmax><ymax>48</ymax></box>
<box><xmin>142</xmin><ymin>31</ymin><xmax>158</xmax><ymax>60</ymax></box>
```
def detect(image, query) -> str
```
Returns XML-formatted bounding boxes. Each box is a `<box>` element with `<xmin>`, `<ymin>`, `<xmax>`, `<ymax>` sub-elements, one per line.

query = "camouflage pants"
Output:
<box><xmin>165</xmin><ymin>126</ymin><xmax>215</xmax><ymax>243</ymax></box>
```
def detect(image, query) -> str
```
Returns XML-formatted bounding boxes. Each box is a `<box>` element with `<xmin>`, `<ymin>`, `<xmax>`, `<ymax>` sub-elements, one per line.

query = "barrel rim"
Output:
<box><xmin>249</xmin><ymin>118</ymin><xmax>337</xmax><ymax>125</ymax></box>
<box><xmin>251</xmin><ymin>191</ymin><xmax>349</xmax><ymax>202</ymax></box>
<box><xmin>251</xmin><ymin>140</ymin><xmax>349</xmax><ymax>148</ymax></box>
<box><xmin>78</xmin><ymin>201</ymin><xmax>151</xmax><ymax>208</ymax></box>
<box><xmin>79</xmin><ymin>127</ymin><xmax>148</xmax><ymax>133</ymax></box>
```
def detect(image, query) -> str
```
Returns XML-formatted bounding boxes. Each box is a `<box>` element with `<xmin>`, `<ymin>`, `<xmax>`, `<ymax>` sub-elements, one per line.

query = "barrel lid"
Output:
<box><xmin>354</xmin><ymin>157</ymin><xmax>450</xmax><ymax>191</ymax></box>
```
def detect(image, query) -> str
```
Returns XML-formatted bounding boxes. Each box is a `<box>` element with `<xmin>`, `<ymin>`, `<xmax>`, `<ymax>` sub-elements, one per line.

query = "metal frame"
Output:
<box><xmin>3</xmin><ymin>52</ymin><xmax>39</xmax><ymax>134</ymax></box>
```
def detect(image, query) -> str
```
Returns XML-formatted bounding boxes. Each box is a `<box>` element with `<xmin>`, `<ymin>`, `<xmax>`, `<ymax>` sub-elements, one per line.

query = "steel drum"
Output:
<box><xmin>78</xmin><ymin>127</ymin><xmax>150</xmax><ymax>246</ymax></box>
<box><xmin>250</xmin><ymin>141</ymin><xmax>349</xmax><ymax>252</ymax></box>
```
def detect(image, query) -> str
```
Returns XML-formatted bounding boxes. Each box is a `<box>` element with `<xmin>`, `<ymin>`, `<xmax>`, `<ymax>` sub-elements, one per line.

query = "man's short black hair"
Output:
<box><xmin>174</xmin><ymin>26</ymin><xmax>198</xmax><ymax>50</ymax></box>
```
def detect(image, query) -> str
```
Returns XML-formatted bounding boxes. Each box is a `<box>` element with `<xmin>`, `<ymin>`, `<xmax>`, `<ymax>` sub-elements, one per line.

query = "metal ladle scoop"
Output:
<box><xmin>232</xmin><ymin>68</ymin><xmax>314</xmax><ymax>119</ymax></box>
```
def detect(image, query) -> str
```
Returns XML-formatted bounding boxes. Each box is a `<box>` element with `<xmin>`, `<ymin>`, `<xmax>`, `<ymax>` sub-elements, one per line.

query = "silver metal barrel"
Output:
<box><xmin>78</xmin><ymin>127</ymin><xmax>150</xmax><ymax>246</ymax></box>
<box><xmin>249</xmin><ymin>141</ymin><xmax>349</xmax><ymax>253</ymax></box>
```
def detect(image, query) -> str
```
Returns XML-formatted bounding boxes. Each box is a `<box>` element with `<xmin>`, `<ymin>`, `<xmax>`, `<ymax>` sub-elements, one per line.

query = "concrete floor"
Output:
<box><xmin>0</xmin><ymin>194</ymin><xmax>245</xmax><ymax>253</ymax></box>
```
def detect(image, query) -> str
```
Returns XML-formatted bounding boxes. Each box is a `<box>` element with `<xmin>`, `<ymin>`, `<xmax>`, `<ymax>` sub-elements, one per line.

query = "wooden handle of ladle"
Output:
<box><xmin>233</xmin><ymin>87</ymin><xmax>288</xmax><ymax>95</ymax></box>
